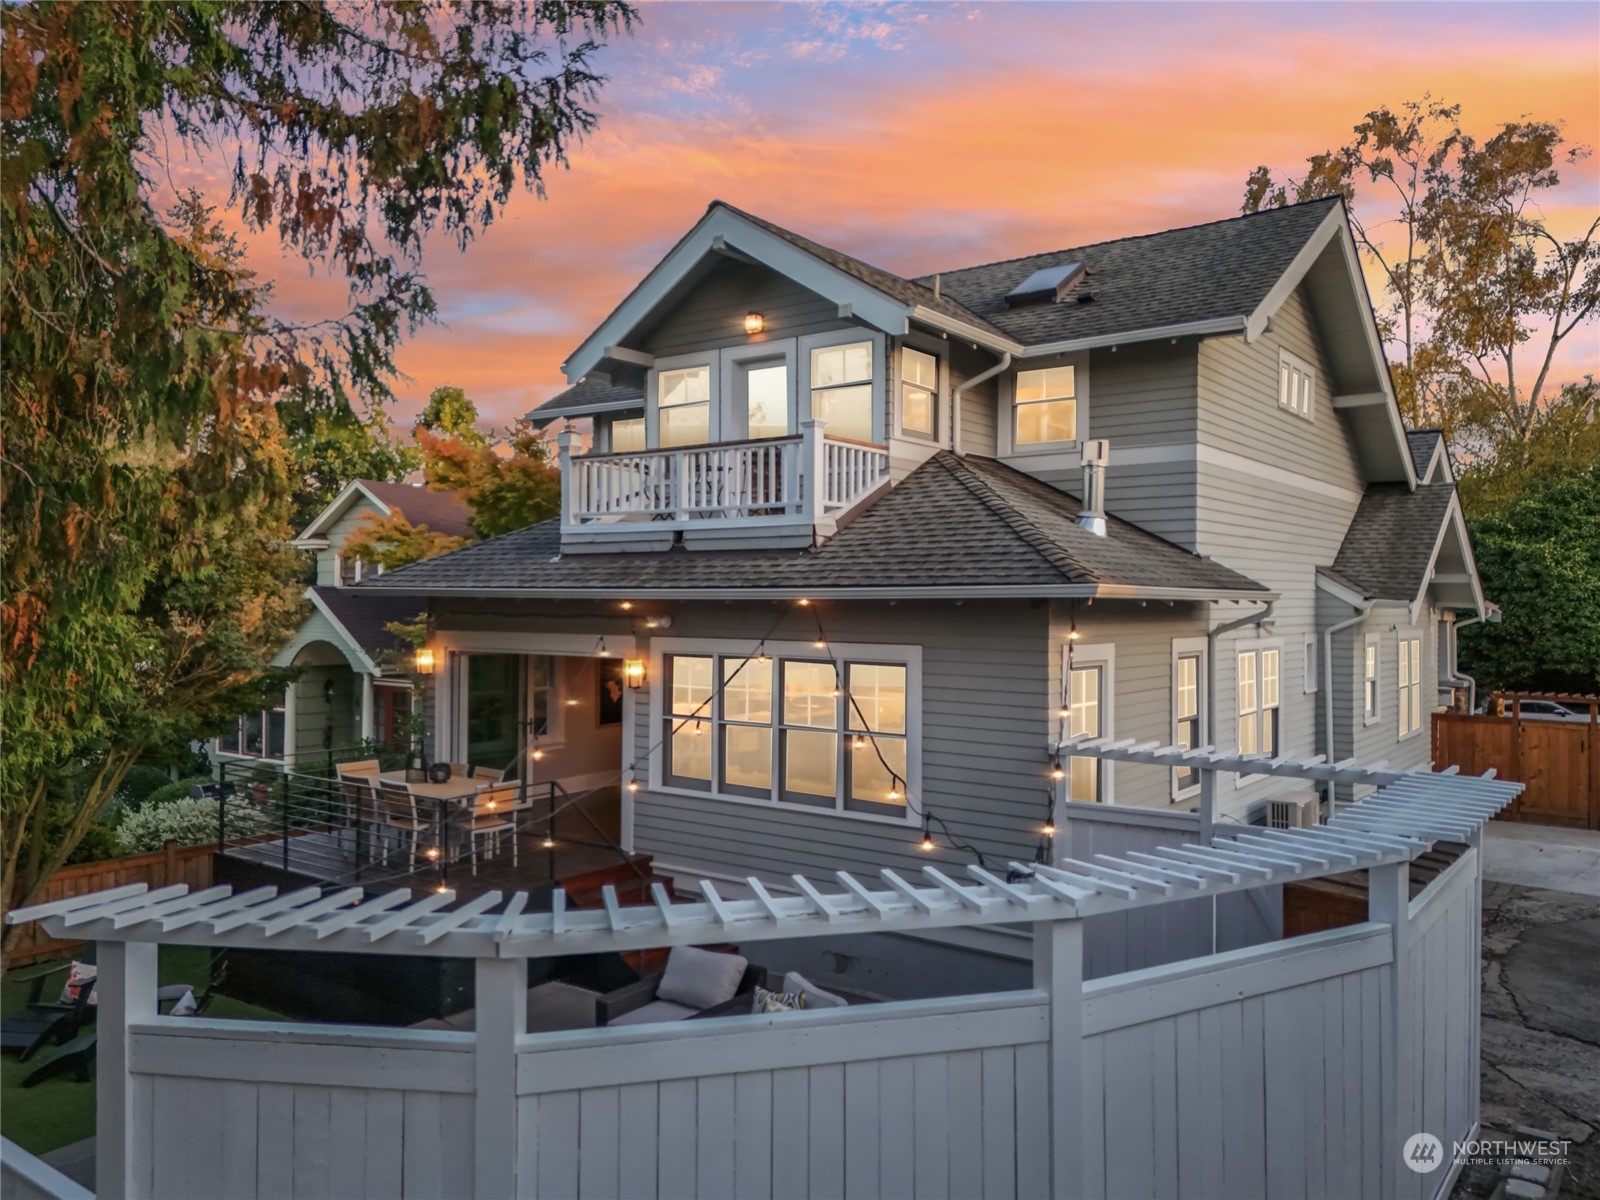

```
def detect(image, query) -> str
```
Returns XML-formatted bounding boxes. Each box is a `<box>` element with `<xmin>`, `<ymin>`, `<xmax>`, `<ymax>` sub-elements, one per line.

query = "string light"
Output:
<box><xmin>798</xmin><ymin>598</ymin><xmax>810</xmax><ymax>606</ymax></box>
<box><xmin>541</xmin><ymin>834</ymin><xmax>555</xmax><ymax>850</ymax></box>
<box><xmin>1058</xmin><ymin>705</ymin><xmax>1071</xmax><ymax>720</ymax></box>
<box><xmin>814</xmin><ymin>638</ymin><xmax>826</xmax><ymax>649</ymax></box>
<box><xmin>888</xmin><ymin>780</ymin><xmax>901</xmax><ymax>801</ymax></box>
<box><xmin>755</xmin><ymin>644</ymin><xmax>768</xmax><ymax>665</ymax></box>
<box><xmin>425</xmin><ymin>847</ymin><xmax>440</xmax><ymax>861</ymax></box>
<box><xmin>1051</xmin><ymin>761</ymin><xmax>1065</xmax><ymax>781</ymax></box>
<box><xmin>1043</xmin><ymin>822</ymin><xmax>1056</xmax><ymax>837</ymax></box>
<box><xmin>531</xmin><ymin>745</ymin><xmax>544</xmax><ymax>761</ymax></box>
<box><xmin>853</xmin><ymin>733</ymin><xmax>867</xmax><ymax>750</ymax></box>
<box><xmin>594</xmin><ymin>637</ymin><xmax>610</xmax><ymax>658</ymax></box>
<box><xmin>620</xmin><ymin>601</ymin><xmax>633</xmax><ymax>611</ymax></box>
<box><xmin>627</xmin><ymin>777</ymin><xmax>639</xmax><ymax>793</ymax></box>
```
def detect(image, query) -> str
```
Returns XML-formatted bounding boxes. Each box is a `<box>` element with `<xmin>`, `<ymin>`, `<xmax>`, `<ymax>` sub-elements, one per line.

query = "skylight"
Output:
<box><xmin>1005</xmin><ymin>262</ymin><xmax>1085</xmax><ymax>306</ymax></box>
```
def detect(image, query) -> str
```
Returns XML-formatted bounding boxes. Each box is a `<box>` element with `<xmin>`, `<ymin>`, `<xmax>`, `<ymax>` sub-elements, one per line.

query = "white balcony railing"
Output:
<box><xmin>558</xmin><ymin>419</ymin><xmax>890</xmax><ymax>534</ymax></box>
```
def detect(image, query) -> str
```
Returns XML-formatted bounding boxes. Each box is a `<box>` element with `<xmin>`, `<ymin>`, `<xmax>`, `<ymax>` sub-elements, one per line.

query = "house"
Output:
<box><xmin>212</xmin><ymin>480</ymin><xmax>473</xmax><ymax>769</ymax></box>
<box><xmin>361</xmin><ymin>196</ymin><xmax>1488</xmax><ymax>892</ymax></box>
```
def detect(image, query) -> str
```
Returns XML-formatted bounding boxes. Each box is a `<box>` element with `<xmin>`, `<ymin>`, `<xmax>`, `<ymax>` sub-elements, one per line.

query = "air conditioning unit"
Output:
<box><xmin>1267</xmin><ymin>795</ymin><xmax>1319</xmax><ymax>830</ymax></box>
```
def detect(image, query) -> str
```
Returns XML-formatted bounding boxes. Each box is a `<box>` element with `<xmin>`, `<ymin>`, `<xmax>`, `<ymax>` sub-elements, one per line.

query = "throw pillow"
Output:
<box><xmin>59</xmin><ymin>961</ymin><xmax>98</xmax><ymax>1007</ymax></box>
<box><xmin>657</xmin><ymin>945</ymin><xmax>749</xmax><ymax>1010</ymax></box>
<box><xmin>754</xmin><ymin>986</ymin><xmax>807</xmax><ymax>1014</ymax></box>
<box><xmin>168</xmin><ymin>988</ymin><xmax>198</xmax><ymax>1017</ymax></box>
<box><xmin>782</xmin><ymin>971</ymin><xmax>848</xmax><ymax>1009</ymax></box>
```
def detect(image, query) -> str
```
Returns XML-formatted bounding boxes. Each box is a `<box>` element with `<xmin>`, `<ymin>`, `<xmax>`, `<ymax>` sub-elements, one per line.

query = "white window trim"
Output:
<box><xmin>215</xmin><ymin>701</ymin><xmax>289</xmax><ymax>762</ymax></box>
<box><xmin>719</xmin><ymin>340</ymin><xmax>799</xmax><ymax>442</ymax></box>
<box><xmin>1363</xmin><ymin>633</ymin><xmax>1382</xmax><ymax>727</ymax></box>
<box><xmin>998</xmin><ymin>351</ymin><xmax>1090</xmax><ymax>459</ymax></box>
<box><xmin>894</xmin><ymin>340</ymin><xmax>945</xmax><ymax>443</ymax></box>
<box><xmin>1277</xmin><ymin>347</ymin><xmax>1316</xmax><ymax>422</ymax></box>
<box><xmin>1056</xmin><ymin>642</ymin><xmax>1115</xmax><ymax>812</ymax></box>
<box><xmin>1233</xmin><ymin>641</ymin><xmax>1283</xmax><ymax>790</ymax></box>
<box><xmin>1171</xmin><ymin>637</ymin><xmax>1207</xmax><ymax>803</ymax></box>
<box><xmin>1398</xmin><ymin>635</ymin><xmax>1424</xmax><ymax>741</ymax></box>
<box><xmin>334</xmin><ymin>552</ymin><xmax>363</xmax><ymax>587</ymax></box>
<box><xmin>798</xmin><ymin>329</ymin><xmax>887</xmax><ymax>446</ymax></box>
<box><xmin>645</xmin><ymin>351</ymin><xmax>721</xmax><ymax>449</ymax></box>
<box><xmin>647</xmin><ymin>635</ymin><xmax>921</xmax><ymax>827</ymax></box>
<box><xmin>1302</xmin><ymin>634</ymin><xmax>1318</xmax><ymax>694</ymax></box>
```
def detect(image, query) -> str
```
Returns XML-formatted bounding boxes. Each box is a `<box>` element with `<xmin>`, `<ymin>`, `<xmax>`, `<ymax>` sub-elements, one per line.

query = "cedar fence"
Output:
<box><xmin>1432</xmin><ymin>692</ymin><xmax>1599</xmax><ymax>829</ymax></box>
<box><xmin>5</xmin><ymin>841</ymin><xmax>215</xmax><ymax>967</ymax></box>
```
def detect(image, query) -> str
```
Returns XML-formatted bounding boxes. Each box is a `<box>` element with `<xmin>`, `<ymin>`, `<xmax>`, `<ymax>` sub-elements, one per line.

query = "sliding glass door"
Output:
<box><xmin>459</xmin><ymin>654</ymin><xmax>554</xmax><ymax>774</ymax></box>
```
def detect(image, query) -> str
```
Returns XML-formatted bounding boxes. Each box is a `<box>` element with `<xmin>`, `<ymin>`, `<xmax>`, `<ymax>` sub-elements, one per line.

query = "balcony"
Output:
<box><xmin>556</xmin><ymin>419</ymin><xmax>890</xmax><ymax>551</ymax></box>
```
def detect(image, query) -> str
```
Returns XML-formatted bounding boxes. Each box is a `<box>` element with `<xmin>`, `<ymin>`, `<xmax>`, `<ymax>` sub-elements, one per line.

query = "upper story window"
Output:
<box><xmin>1174</xmin><ymin>650</ymin><xmax>1202</xmax><ymax>795</ymax></box>
<box><xmin>1014</xmin><ymin>365</ymin><xmax>1077</xmax><ymax>446</ymax></box>
<box><xmin>1064</xmin><ymin>662</ymin><xmax>1104</xmax><ymax>802</ymax></box>
<box><xmin>659</xmin><ymin>365</ymin><xmax>712</xmax><ymax>447</ymax></box>
<box><xmin>611</xmin><ymin>417</ymin><xmax>645</xmax><ymax>453</ymax></box>
<box><xmin>743</xmin><ymin>362</ymin><xmax>789</xmax><ymax>440</ymax></box>
<box><xmin>1398</xmin><ymin>636</ymin><xmax>1423</xmax><ymax>738</ymax></box>
<box><xmin>900</xmin><ymin>348</ymin><xmax>938</xmax><ymax>440</ymax></box>
<box><xmin>810</xmin><ymin>341</ymin><xmax>874</xmax><ymax>443</ymax></box>
<box><xmin>1278</xmin><ymin>349</ymin><xmax>1315</xmax><ymax>420</ymax></box>
<box><xmin>338</xmin><ymin>554</ymin><xmax>361</xmax><ymax>587</ymax></box>
<box><xmin>1237</xmin><ymin>648</ymin><xmax>1279</xmax><ymax>757</ymax></box>
<box><xmin>1363</xmin><ymin>635</ymin><xmax>1380</xmax><ymax>725</ymax></box>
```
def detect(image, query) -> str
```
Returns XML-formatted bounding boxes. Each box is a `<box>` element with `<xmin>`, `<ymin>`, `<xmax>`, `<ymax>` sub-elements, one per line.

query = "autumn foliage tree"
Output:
<box><xmin>0</xmin><ymin>0</ymin><xmax>633</xmax><ymax>947</ymax></box>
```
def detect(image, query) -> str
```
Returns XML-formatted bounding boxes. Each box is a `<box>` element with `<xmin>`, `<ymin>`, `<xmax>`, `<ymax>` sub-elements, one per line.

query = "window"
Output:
<box><xmin>660</xmin><ymin>645</ymin><xmax>914</xmax><ymax>818</ymax></box>
<box><xmin>659</xmin><ymin>365</ymin><xmax>712</xmax><ymax>447</ymax></box>
<box><xmin>1174</xmin><ymin>652</ymin><xmax>1202</xmax><ymax>794</ymax></box>
<box><xmin>1398</xmin><ymin>637</ymin><xmax>1423</xmax><ymax>737</ymax></box>
<box><xmin>1064</xmin><ymin>664</ymin><xmax>1103</xmax><ymax>802</ymax></box>
<box><xmin>218</xmin><ymin>705</ymin><xmax>286</xmax><ymax>759</ymax></box>
<box><xmin>338</xmin><ymin>554</ymin><xmax>361</xmax><ymax>587</ymax></box>
<box><xmin>744</xmin><ymin>363</ymin><xmax>789</xmax><ymax>440</ymax></box>
<box><xmin>1303</xmin><ymin>636</ymin><xmax>1318</xmax><ymax>694</ymax></box>
<box><xmin>810</xmin><ymin>341</ymin><xmax>875</xmax><ymax>443</ymax></box>
<box><xmin>900</xmin><ymin>348</ymin><xmax>937</xmax><ymax>439</ymax></box>
<box><xmin>1014</xmin><ymin>365</ymin><xmax>1077</xmax><ymax>446</ymax></box>
<box><xmin>1237</xmin><ymin>648</ymin><xmax>1280</xmax><ymax>757</ymax></box>
<box><xmin>610</xmin><ymin>417</ymin><xmax>645</xmax><ymax>453</ymax></box>
<box><xmin>1364</xmin><ymin>636</ymin><xmax>1380</xmax><ymax>725</ymax></box>
<box><xmin>1278</xmin><ymin>349</ymin><xmax>1315</xmax><ymax>420</ymax></box>
<box><xmin>374</xmin><ymin>684</ymin><xmax>413</xmax><ymax>748</ymax></box>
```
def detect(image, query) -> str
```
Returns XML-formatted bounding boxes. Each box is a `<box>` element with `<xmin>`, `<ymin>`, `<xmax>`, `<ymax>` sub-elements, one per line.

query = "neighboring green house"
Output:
<box><xmin>213</xmin><ymin>480</ymin><xmax>474</xmax><ymax>768</ymax></box>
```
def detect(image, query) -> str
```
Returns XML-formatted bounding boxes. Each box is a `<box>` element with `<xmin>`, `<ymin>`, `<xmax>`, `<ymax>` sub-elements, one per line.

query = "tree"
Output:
<box><xmin>1242</xmin><ymin>99</ymin><xmax>1600</xmax><ymax>465</ymax></box>
<box><xmin>1</xmin><ymin>0</ymin><xmax>634</xmax><ymax>947</ymax></box>
<box><xmin>281</xmin><ymin>402</ymin><xmax>421</xmax><ymax>533</ymax></box>
<box><xmin>417</xmin><ymin>385</ymin><xmax>488</xmax><ymax>448</ymax></box>
<box><xmin>419</xmin><ymin>421</ymin><xmax>563</xmax><ymax>538</ymax></box>
<box><xmin>1458</xmin><ymin>466</ymin><xmax>1600</xmax><ymax>695</ymax></box>
<box><xmin>341</xmin><ymin>510</ymin><xmax>473</xmax><ymax>572</ymax></box>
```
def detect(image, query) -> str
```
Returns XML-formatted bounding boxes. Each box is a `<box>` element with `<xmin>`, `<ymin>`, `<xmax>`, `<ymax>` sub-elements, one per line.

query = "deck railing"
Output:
<box><xmin>559</xmin><ymin>418</ymin><xmax>889</xmax><ymax>531</ymax></box>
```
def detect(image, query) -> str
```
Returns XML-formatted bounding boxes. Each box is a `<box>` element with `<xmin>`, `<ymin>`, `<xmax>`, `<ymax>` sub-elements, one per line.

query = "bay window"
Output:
<box><xmin>810</xmin><ymin>341</ymin><xmax>875</xmax><ymax>443</ymax></box>
<box><xmin>1014</xmin><ymin>365</ymin><xmax>1077</xmax><ymax>446</ymax></box>
<box><xmin>659</xmin><ymin>643</ymin><xmax>915</xmax><ymax>819</ymax></box>
<box><xmin>659</xmin><ymin>365</ymin><xmax>712</xmax><ymax>447</ymax></box>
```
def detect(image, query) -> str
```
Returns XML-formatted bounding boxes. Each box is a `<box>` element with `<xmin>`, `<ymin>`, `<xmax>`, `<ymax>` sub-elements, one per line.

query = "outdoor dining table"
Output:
<box><xmin>347</xmin><ymin>769</ymin><xmax>500</xmax><ymax>868</ymax></box>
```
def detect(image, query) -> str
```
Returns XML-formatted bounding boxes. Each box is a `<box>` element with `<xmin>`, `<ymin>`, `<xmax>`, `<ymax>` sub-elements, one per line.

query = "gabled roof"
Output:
<box><xmin>1326</xmin><ymin>483</ymin><xmax>1482</xmax><ymax>614</ymax></box>
<box><xmin>362</xmin><ymin>452</ymin><xmax>1267</xmax><ymax>600</ymax></box>
<box><xmin>295</xmin><ymin>480</ymin><xmax>475</xmax><ymax>545</ymax></box>
<box><xmin>1405</xmin><ymin>430</ymin><xmax>1449</xmax><ymax>483</ymax></box>
<box><xmin>529</xmin><ymin>377</ymin><xmax>645</xmax><ymax>427</ymax></box>
<box><xmin>919</xmin><ymin>199</ymin><xmax>1344</xmax><ymax>349</ymax></box>
<box><xmin>275</xmin><ymin>586</ymin><xmax>425</xmax><ymax>674</ymax></box>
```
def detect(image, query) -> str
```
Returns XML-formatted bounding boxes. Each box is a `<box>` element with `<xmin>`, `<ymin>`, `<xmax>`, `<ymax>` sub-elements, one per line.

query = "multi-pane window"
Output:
<box><xmin>610</xmin><ymin>417</ymin><xmax>645</xmax><ymax>453</ymax></box>
<box><xmin>338</xmin><ymin>554</ymin><xmax>361</xmax><ymax>587</ymax></box>
<box><xmin>659</xmin><ymin>365</ymin><xmax>712</xmax><ymax>447</ymax></box>
<box><xmin>1174</xmin><ymin>653</ymin><xmax>1202</xmax><ymax>793</ymax></box>
<box><xmin>810</xmin><ymin>341</ymin><xmax>875</xmax><ymax>443</ymax></box>
<box><xmin>900</xmin><ymin>348</ymin><xmax>937</xmax><ymax>439</ymax></box>
<box><xmin>374</xmin><ymin>684</ymin><xmax>413</xmax><ymax>748</ymax></box>
<box><xmin>1278</xmin><ymin>350</ymin><xmax>1315</xmax><ymax>419</ymax></box>
<box><xmin>663</xmin><ymin>651</ymin><xmax>910</xmax><ymax>816</ymax></box>
<box><xmin>1014</xmin><ymin>365</ymin><xmax>1077</xmax><ymax>446</ymax></box>
<box><xmin>218</xmin><ymin>705</ymin><xmax>286</xmax><ymax>759</ymax></box>
<box><xmin>1237</xmin><ymin>649</ymin><xmax>1280</xmax><ymax>756</ymax></box>
<box><xmin>1398</xmin><ymin>637</ymin><xmax>1423</xmax><ymax>737</ymax></box>
<box><xmin>1065</xmin><ymin>665</ymin><xmax>1103</xmax><ymax>802</ymax></box>
<box><xmin>1364</xmin><ymin>638</ymin><xmax>1380</xmax><ymax>723</ymax></box>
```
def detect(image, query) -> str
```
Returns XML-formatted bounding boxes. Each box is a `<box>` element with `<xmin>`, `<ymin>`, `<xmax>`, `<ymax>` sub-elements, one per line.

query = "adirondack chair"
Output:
<box><xmin>0</xmin><ymin>954</ymin><xmax>98</xmax><ymax>1062</ymax></box>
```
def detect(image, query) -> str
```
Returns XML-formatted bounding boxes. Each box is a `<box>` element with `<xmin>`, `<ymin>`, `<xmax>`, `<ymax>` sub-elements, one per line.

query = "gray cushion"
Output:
<box><xmin>657</xmin><ymin>946</ymin><xmax>748</xmax><ymax>1010</ymax></box>
<box><xmin>610</xmin><ymin>999</ymin><xmax>699</xmax><ymax>1026</ymax></box>
<box><xmin>783</xmin><ymin>971</ymin><xmax>848</xmax><ymax>1009</ymax></box>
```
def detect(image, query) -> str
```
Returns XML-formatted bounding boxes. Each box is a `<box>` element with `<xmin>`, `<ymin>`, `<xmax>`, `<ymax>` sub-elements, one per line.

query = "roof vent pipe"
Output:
<box><xmin>1078</xmin><ymin>439</ymin><xmax>1110</xmax><ymax>536</ymax></box>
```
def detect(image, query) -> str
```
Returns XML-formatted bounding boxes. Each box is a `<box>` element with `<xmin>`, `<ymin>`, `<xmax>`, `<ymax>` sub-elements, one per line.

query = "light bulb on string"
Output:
<box><xmin>1043</xmin><ymin>822</ymin><xmax>1056</xmax><ymax>837</ymax></box>
<box><xmin>627</xmin><ymin>775</ymin><xmax>639</xmax><ymax>793</ymax></box>
<box><xmin>595</xmin><ymin>636</ymin><xmax>610</xmax><ymax>658</ymax></box>
<box><xmin>853</xmin><ymin>733</ymin><xmax>866</xmax><ymax>750</ymax></box>
<box><xmin>887</xmin><ymin>778</ymin><xmax>901</xmax><ymax>801</ymax></box>
<box><xmin>541</xmin><ymin>835</ymin><xmax>555</xmax><ymax>850</ymax></box>
<box><xmin>1051</xmin><ymin>761</ymin><xmax>1065</xmax><ymax>781</ymax></box>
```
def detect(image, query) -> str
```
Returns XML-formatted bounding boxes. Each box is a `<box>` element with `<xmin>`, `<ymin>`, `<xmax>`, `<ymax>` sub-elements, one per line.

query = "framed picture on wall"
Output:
<box><xmin>597</xmin><ymin>659</ymin><xmax>625</xmax><ymax>727</ymax></box>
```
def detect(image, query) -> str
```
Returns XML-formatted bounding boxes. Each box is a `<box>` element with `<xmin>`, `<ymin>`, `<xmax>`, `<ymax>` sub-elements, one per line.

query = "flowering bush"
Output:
<box><xmin>116</xmin><ymin>795</ymin><xmax>270</xmax><ymax>854</ymax></box>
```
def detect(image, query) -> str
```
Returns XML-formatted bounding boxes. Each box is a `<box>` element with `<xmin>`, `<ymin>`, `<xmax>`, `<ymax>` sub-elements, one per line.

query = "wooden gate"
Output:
<box><xmin>1432</xmin><ymin>696</ymin><xmax>1598</xmax><ymax>828</ymax></box>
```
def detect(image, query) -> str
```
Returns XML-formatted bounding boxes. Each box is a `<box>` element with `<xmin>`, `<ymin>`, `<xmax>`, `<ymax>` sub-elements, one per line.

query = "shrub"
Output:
<box><xmin>116</xmin><ymin>795</ymin><xmax>271</xmax><ymax>854</ymax></box>
<box><xmin>114</xmin><ymin>765</ymin><xmax>175</xmax><ymax>810</ymax></box>
<box><xmin>65</xmin><ymin>806</ymin><xmax>127</xmax><ymax>865</ymax></box>
<box><xmin>143</xmin><ymin>775</ymin><xmax>214</xmax><ymax>809</ymax></box>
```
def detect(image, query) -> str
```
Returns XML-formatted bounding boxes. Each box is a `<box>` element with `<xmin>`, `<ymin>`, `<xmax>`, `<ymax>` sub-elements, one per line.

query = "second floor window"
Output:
<box><xmin>1278</xmin><ymin>349</ymin><xmax>1315</xmax><ymax>419</ymax></box>
<box><xmin>1398</xmin><ymin>637</ymin><xmax>1423</xmax><ymax>737</ymax></box>
<box><xmin>611</xmin><ymin>417</ymin><xmax>645</xmax><ymax>453</ymax></box>
<box><xmin>900</xmin><ymin>348</ymin><xmax>937</xmax><ymax>439</ymax></box>
<box><xmin>1174</xmin><ymin>652</ymin><xmax>1201</xmax><ymax>794</ymax></box>
<box><xmin>338</xmin><ymin>554</ymin><xmax>361</xmax><ymax>587</ymax></box>
<box><xmin>659</xmin><ymin>365</ymin><xmax>711</xmax><ymax>447</ymax></box>
<box><xmin>810</xmin><ymin>341</ymin><xmax>874</xmax><ymax>443</ymax></box>
<box><xmin>1014</xmin><ymin>365</ymin><xmax>1077</xmax><ymax>446</ymax></box>
<box><xmin>1237</xmin><ymin>648</ymin><xmax>1279</xmax><ymax>756</ymax></box>
<box><xmin>1364</xmin><ymin>637</ymin><xmax>1380</xmax><ymax>724</ymax></box>
<box><xmin>1064</xmin><ymin>663</ymin><xmax>1103</xmax><ymax>802</ymax></box>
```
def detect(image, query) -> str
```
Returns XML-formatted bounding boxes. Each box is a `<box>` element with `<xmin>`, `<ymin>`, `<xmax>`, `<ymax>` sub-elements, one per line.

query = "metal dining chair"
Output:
<box><xmin>377</xmin><ymin>781</ymin><xmax>428</xmax><ymax>867</ymax></box>
<box><xmin>335</xmin><ymin>761</ymin><xmax>381</xmax><ymax>854</ymax></box>
<box><xmin>468</xmin><ymin>784</ymin><xmax>520</xmax><ymax>874</ymax></box>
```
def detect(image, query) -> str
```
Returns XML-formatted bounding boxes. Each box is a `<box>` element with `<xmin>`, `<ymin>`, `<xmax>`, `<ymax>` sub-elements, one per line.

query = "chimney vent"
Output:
<box><xmin>1078</xmin><ymin>439</ymin><xmax>1109</xmax><ymax>536</ymax></box>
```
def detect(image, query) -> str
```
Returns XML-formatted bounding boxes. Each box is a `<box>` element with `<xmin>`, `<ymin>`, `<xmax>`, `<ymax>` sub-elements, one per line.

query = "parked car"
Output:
<box><xmin>1506</xmin><ymin>700</ymin><xmax>1590</xmax><ymax>722</ymax></box>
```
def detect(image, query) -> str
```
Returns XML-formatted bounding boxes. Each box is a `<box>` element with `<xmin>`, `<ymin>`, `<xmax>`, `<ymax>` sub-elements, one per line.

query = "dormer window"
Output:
<box><xmin>659</xmin><ymin>365</ymin><xmax>711</xmax><ymax>447</ymax></box>
<box><xmin>900</xmin><ymin>347</ymin><xmax>938</xmax><ymax>440</ymax></box>
<box><xmin>1278</xmin><ymin>349</ymin><xmax>1315</xmax><ymax>420</ymax></box>
<box><xmin>1014</xmin><ymin>365</ymin><xmax>1077</xmax><ymax>446</ymax></box>
<box><xmin>809</xmin><ymin>341</ymin><xmax>873</xmax><ymax>443</ymax></box>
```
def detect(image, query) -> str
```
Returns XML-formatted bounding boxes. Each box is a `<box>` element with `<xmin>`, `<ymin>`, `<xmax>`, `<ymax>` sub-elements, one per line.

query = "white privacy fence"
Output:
<box><xmin>9</xmin><ymin>769</ymin><xmax>1513</xmax><ymax>1200</ymax></box>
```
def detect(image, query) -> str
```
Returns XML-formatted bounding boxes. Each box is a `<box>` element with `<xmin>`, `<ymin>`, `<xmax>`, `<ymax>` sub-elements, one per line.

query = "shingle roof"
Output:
<box><xmin>1328</xmin><ymin>483</ymin><xmax>1457</xmax><ymax>602</ymax></box>
<box><xmin>917</xmin><ymin>199</ymin><xmax>1343</xmax><ymax>347</ymax></box>
<box><xmin>311</xmin><ymin>586</ymin><xmax>426</xmax><ymax>659</ymax></box>
<box><xmin>1406</xmin><ymin>430</ymin><xmax>1442</xmax><ymax>480</ymax></box>
<box><xmin>529</xmin><ymin>377</ymin><xmax>645</xmax><ymax>425</ymax></box>
<box><xmin>363</xmin><ymin>452</ymin><xmax>1265</xmax><ymax>597</ymax></box>
<box><xmin>357</xmin><ymin>481</ymin><xmax>476</xmax><ymax>540</ymax></box>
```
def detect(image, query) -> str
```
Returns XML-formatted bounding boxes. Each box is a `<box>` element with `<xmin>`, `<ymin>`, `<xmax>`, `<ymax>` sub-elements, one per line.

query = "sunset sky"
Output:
<box><xmin>237</xmin><ymin>1</ymin><xmax>1600</xmax><ymax>426</ymax></box>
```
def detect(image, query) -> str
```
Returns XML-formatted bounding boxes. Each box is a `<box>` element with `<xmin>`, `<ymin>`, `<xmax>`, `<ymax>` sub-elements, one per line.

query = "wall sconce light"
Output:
<box><xmin>744</xmin><ymin>311</ymin><xmax>765</xmax><ymax>335</ymax></box>
<box><xmin>414</xmin><ymin>647</ymin><xmax>435</xmax><ymax>675</ymax></box>
<box><xmin>625</xmin><ymin>659</ymin><xmax>646</xmax><ymax>689</ymax></box>
<box><xmin>322</xmin><ymin>679</ymin><xmax>336</xmax><ymax>703</ymax></box>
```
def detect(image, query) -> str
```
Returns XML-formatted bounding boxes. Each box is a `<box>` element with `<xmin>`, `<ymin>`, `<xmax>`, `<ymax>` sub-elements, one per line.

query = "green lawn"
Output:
<box><xmin>1</xmin><ymin>945</ymin><xmax>281</xmax><ymax>1156</ymax></box>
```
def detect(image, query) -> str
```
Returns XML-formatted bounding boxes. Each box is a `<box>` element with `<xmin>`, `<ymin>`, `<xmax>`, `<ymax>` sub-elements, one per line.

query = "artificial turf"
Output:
<box><xmin>1</xmin><ymin>944</ymin><xmax>280</xmax><ymax>1156</ymax></box>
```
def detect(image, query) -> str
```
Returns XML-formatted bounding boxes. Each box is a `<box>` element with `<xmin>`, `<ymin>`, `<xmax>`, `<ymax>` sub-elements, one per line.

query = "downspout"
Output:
<box><xmin>950</xmin><ymin>352</ymin><xmax>1011</xmax><ymax>457</ymax></box>
<box><xmin>1447</xmin><ymin>612</ymin><xmax>1485</xmax><ymax>713</ymax></box>
<box><xmin>1205</xmin><ymin>598</ymin><xmax>1276</xmax><ymax>772</ymax></box>
<box><xmin>1323</xmin><ymin>602</ymin><xmax>1374</xmax><ymax>813</ymax></box>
